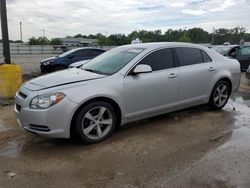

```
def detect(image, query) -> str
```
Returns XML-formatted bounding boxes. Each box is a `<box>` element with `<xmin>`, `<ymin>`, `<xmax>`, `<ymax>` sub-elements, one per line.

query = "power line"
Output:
<box><xmin>21</xmin><ymin>22</ymin><xmax>65</xmax><ymax>37</ymax></box>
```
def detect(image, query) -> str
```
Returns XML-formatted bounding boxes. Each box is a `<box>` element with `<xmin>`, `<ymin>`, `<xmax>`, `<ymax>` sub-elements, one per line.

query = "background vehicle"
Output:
<box><xmin>212</xmin><ymin>45</ymin><xmax>250</xmax><ymax>71</ymax></box>
<box><xmin>228</xmin><ymin>46</ymin><xmax>250</xmax><ymax>71</ymax></box>
<box><xmin>212</xmin><ymin>45</ymin><xmax>240</xmax><ymax>56</ymax></box>
<box><xmin>40</xmin><ymin>48</ymin><xmax>105</xmax><ymax>73</ymax></box>
<box><xmin>246</xmin><ymin>65</ymin><xmax>250</xmax><ymax>82</ymax></box>
<box><xmin>15</xmin><ymin>42</ymin><xmax>240</xmax><ymax>144</ymax></box>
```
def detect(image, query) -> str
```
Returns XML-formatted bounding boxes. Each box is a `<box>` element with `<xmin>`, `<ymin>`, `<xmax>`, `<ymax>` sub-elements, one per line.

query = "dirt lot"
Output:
<box><xmin>0</xmin><ymin>73</ymin><xmax>249</xmax><ymax>188</ymax></box>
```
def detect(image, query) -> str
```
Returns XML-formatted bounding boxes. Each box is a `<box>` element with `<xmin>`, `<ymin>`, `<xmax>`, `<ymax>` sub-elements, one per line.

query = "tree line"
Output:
<box><xmin>27</xmin><ymin>27</ymin><xmax>250</xmax><ymax>46</ymax></box>
<box><xmin>28</xmin><ymin>37</ymin><xmax>63</xmax><ymax>45</ymax></box>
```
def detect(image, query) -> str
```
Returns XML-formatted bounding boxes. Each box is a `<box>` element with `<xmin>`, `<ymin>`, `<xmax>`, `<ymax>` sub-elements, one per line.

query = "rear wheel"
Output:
<box><xmin>74</xmin><ymin>101</ymin><xmax>117</xmax><ymax>144</ymax></box>
<box><xmin>209</xmin><ymin>80</ymin><xmax>230</xmax><ymax>110</ymax></box>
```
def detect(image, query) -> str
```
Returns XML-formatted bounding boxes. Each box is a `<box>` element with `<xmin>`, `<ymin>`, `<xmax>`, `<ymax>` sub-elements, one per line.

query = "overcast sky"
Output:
<box><xmin>4</xmin><ymin>0</ymin><xmax>250</xmax><ymax>41</ymax></box>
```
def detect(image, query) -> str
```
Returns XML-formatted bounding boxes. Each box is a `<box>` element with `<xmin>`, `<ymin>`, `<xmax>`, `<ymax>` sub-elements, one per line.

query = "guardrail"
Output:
<box><xmin>0</xmin><ymin>45</ymin><xmax>63</xmax><ymax>55</ymax></box>
<box><xmin>0</xmin><ymin>44</ymin><xmax>115</xmax><ymax>55</ymax></box>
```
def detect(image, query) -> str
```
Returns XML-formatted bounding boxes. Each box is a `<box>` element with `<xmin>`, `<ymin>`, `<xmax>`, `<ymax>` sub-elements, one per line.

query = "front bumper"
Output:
<box><xmin>15</xmin><ymin>89</ymin><xmax>78</xmax><ymax>138</ymax></box>
<box><xmin>40</xmin><ymin>64</ymin><xmax>53</xmax><ymax>73</ymax></box>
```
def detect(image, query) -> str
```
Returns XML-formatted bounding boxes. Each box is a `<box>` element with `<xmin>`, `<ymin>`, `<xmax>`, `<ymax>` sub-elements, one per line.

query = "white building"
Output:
<box><xmin>60</xmin><ymin>38</ymin><xmax>98</xmax><ymax>47</ymax></box>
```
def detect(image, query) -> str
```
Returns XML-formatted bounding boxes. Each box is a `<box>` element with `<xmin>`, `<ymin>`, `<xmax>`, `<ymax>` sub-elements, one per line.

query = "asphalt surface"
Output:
<box><xmin>0</xmin><ymin>73</ymin><xmax>249</xmax><ymax>188</ymax></box>
<box><xmin>0</xmin><ymin>54</ymin><xmax>54</xmax><ymax>75</ymax></box>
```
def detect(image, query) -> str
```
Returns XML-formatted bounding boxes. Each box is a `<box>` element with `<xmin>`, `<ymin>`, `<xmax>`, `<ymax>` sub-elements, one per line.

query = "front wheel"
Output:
<box><xmin>74</xmin><ymin>101</ymin><xmax>117</xmax><ymax>144</ymax></box>
<box><xmin>209</xmin><ymin>80</ymin><xmax>230</xmax><ymax>110</ymax></box>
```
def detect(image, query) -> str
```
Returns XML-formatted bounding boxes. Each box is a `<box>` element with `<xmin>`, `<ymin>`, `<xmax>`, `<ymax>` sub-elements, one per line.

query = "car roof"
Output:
<box><xmin>213</xmin><ymin>45</ymin><xmax>239</xmax><ymax>49</ymax></box>
<box><xmin>121</xmin><ymin>42</ymin><xmax>208</xmax><ymax>51</ymax></box>
<box><xmin>74</xmin><ymin>47</ymin><xmax>105</xmax><ymax>51</ymax></box>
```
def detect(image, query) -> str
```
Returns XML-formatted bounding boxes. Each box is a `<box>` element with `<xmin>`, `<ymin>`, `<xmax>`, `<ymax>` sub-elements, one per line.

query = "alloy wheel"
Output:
<box><xmin>213</xmin><ymin>84</ymin><xmax>229</xmax><ymax>107</ymax></box>
<box><xmin>81</xmin><ymin>106</ymin><xmax>113</xmax><ymax>140</ymax></box>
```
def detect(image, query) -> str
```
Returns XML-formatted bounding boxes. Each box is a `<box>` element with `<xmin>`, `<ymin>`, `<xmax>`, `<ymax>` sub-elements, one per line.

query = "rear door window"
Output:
<box><xmin>175</xmin><ymin>47</ymin><xmax>204</xmax><ymax>66</ymax></box>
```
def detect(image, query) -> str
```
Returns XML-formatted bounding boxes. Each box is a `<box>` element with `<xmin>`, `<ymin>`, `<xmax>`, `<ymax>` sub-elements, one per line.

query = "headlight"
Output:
<box><xmin>42</xmin><ymin>61</ymin><xmax>54</xmax><ymax>66</ymax></box>
<box><xmin>30</xmin><ymin>93</ymin><xmax>66</xmax><ymax>109</ymax></box>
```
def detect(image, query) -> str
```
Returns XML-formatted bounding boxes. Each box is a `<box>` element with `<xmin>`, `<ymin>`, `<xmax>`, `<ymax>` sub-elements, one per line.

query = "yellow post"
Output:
<box><xmin>0</xmin><ymin>64</ymin><xmax>22</xmax><ymax>98</ymax></box>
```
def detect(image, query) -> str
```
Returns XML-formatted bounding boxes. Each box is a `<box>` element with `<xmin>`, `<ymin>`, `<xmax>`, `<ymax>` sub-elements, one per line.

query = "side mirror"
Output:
<box><xmin>133</xmin><ymin>64</ymin><xmax>152</xmax><ymax>75</ymax></box>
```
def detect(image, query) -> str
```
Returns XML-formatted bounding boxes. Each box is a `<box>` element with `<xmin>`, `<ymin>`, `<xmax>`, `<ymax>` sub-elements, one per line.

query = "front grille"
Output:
<box><xmin>16</xmin><ymin>103</ymin><xmax>21</xmax><ymax>112</ymax></box>
<box><xmin>28</xmin><ymin>124</ymin><xmax>51</xmax><ymax>132</ymax></box>
<box><xmin>18</xmin><ymin>91</ymin><xmax>28</xmax><ymax>99</ymax></box>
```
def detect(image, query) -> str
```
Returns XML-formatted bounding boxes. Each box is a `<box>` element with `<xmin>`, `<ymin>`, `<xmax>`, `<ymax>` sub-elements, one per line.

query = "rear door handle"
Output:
<box><xmin>168</xmin><ymin>73</ymin><xmax>178</xmax><ymax>78</ymax></box>
<box><xmin>208</xmin><ymin>67</ymin><xmax>216</xmax><ymax>71</ymax></box>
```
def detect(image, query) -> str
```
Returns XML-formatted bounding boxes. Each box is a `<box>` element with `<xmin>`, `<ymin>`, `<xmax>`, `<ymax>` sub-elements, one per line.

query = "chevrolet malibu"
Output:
<box><xmin>15</xmin><ymin>42</ymin><xmax>241</xmax><ymax>144</ymax></box>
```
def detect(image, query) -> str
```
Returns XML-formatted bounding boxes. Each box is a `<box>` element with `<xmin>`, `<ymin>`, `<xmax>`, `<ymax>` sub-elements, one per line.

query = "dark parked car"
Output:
<box><xmin>213</xmin><ymin>45</ymin><xmax>239</xmax><ymax>56</ymax></box>
<box><xmin>231</xmin><ymin>46</ymin><xmax>250</xmax><ymax>71</ymax></box>
<box><xmin>246</xmin><ymin>65</ymin><xmax>250</xmax><ymax>82</ymax></box>
<box><xmin>40</xmin><ymin>48</ymin><xmax>105</xmax><ymax>73</ymax></box>
<box><xmin>213</xmin><ymin>45</ymin><xmax>250</xmax><ymax>71</ymax></box>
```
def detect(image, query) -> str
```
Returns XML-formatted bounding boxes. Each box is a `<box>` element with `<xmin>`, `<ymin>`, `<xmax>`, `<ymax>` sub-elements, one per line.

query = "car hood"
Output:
<box><xmin>69</xmin><ymin>60</ymin><xmax>90</xmax><ymax>68</ymax></box>
<box><xmin>24</xmin><ymin>68</ymin><xmax>106</xmax><ymax>91</ymax></box>
<box><xmin>41</xmin><ymin>56</ymin><xmax>57</xmax><ymax>63</ymax></box>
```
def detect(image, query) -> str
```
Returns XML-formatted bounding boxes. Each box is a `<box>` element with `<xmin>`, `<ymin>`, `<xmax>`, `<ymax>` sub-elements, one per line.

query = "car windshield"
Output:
<box><xmin>81</xmin><ymin>47</ymin><xmax>144</xmax><ymax>75</ymax></box>
<box><xmin>58</xmin><ymin>49</ymin><xmax>79</xmax><ymax>58</ymax></box>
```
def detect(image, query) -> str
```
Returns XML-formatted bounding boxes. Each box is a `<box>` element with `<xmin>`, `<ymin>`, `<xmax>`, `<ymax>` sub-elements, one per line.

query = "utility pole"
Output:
<box><xmin>184</xmin><ymin>27</ymin><xmax>187</xmax><ymax>37</ymax></box>
<box><xmin>42</xmin><ymin>29</ymin><xmax>45</xmax><ymax>38</ymax></box>
<box><xmin>1</xmin><ymin>0</ymin><xmax>11</xmax><ymax>64</ymax></box>
<box><xmin>20</xmin><ymin>21</ymin><xmax>23</xmax><ymax>43</ymax></box>
<box><xmin>212</xmin><ymin>27</ymin><xmax>215</xmax><ymax>45</ymax></box>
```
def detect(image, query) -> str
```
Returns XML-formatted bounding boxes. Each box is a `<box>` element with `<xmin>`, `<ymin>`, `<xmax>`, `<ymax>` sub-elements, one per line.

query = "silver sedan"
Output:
<box><xmin>15</xmin><ymin>42</ymin><xmax>241</xmax><ymax>143</ymax></box>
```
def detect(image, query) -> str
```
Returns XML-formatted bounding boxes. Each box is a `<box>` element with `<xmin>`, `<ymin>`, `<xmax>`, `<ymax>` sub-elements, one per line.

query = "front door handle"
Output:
<box><xmin>168</xmin><ymin>73</ymin><xmax>178</xmax><ymax>78</ymax></box>
<box><xmin>208</xmin><ymin>67</ymin><xmax>216</xmax><ymax>71</ymax></box>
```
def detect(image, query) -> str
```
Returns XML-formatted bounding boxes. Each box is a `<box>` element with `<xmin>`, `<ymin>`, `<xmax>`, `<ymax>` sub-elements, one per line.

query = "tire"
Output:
<box><xmin>74</xmin><ymin>101</ymin><xmax>117</xmax><ymax>144</ymax></box>
<box><xmin>209</xmin><ymin>80</ymin><xmax>230</xmax><ymax>110</ymax></box>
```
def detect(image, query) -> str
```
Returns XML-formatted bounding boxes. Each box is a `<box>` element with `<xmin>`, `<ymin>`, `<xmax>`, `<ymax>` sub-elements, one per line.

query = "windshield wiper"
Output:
<box><xmin>83</xmin><ymin>69</ymin><xmax>109</xmax><ymax>75</ymax></box>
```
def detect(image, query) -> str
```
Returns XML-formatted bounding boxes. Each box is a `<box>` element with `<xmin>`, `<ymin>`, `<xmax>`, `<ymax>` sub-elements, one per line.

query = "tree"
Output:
<box><xmin>37</xmin><ymin>37</ymin><xmax>50</xmax><ymax>45</ymax></box>
<box><xmin>187</xmin><ymin>28</ymin><xmax>210</xmax><ymax>43</ymax></box>
<box><xmin>97</xmin><ymin>33</ymin><xmax>115</xmax><ymax>46</ymax></box>
<box><xmin>50</xmin><ymin>38</ymin><xmax>63</xmax><ymax>45</ymax></box>
<box><xmin>109</xmin><ymin>34</ymin><xmax>130</xmax><ymax>45</ymax></box>
<box><xmin>213</xmin><ymin>27</ymin><xmax>247</xmax><ymax>44</ymax></box>
<box><xmin>29</xmin><ymin>37</ymin><xmax>39</xmax><ymax>45</ymax></box>
<box><xmin>28</xmin><ymin>36</ymin><xmax>50</xmax><ymax>45</ymax></box>
<box><xmin>88</xmin><ymin>34</ymin><xmax>97</xmax><ymax>39</ymax></box>
<box><xmin>28</xmin><ymin>26</ymin><xmax>249</xmax><ymax>46</ymax></box>
<box><xmin>164</xmin><ymin>29</ymin><xmax>183</xmax><ymax>42</ymax></box>
<box><xmin>177</xmin><ymin>35</ymin><xmax>192</xmax><ymax>43</ymax></box>
<box><xmin>74</xmin><ymin>34</ymin><xmax>82</xmax><ymax>38</ymax></box>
